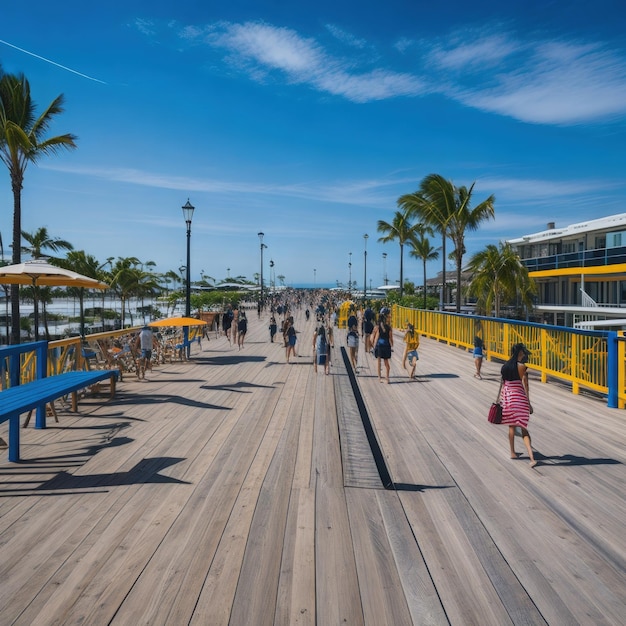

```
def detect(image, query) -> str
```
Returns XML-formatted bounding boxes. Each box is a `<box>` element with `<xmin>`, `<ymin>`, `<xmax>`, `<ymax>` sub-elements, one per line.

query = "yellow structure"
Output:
<box><xmin>395</xmin><ymin>304</ymin><xmax>624</xmax><ymax>407</ymax></box>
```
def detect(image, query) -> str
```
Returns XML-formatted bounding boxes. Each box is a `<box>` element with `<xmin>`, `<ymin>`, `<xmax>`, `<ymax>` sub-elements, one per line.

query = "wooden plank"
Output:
<box><xmin>376</xmin><ymin>490</ymin><xmax>449</xmax><ymax>625</ymax></box>
<box><xmin>0</xmin><ymin>314</ymin><xmax>624</xmax><ymax>626</ymax></box>
<box><xmin>189</xmin><ymin>355</ymin><xmax>305</xmax><ymax>625</ymax></box>
<box><xmin>108</xmin><ymin>387</ymin><xmax>283</xmax><ymax>624</ymax></box>
<box><xmin>315</xmin><ymin>485</ymin><xmax>364</xmax><ymax>625</ymax></box>
<box><xmin>228</xmin><ymin>369</ymin><xmax>304</xmax><ymax>624</ymax></box>
<box><xmin>345</xmin><ymin>487</ymin><xmax>414</xmax><ymax>625</ymax></box>
<box><xmin>275</xmin><ymin>487</ymin><xmax>316</xmax><ymax>625</ymax></box>
<box><xmin>313</xmin><ymin>342</ymin><xmax>364</xmax><ymax>624</ymax></box>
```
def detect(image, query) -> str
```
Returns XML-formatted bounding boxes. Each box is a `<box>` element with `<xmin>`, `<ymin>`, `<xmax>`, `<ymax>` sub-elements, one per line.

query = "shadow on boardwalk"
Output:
<box><xmin>0</xmin><ymin>308</ymin><xmax>624</xmax><ymax>625</ymax></box>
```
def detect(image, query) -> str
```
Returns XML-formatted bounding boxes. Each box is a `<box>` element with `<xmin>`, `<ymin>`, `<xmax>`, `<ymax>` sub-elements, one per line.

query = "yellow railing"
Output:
<box><xmin>337</xmin><ymin>301</ymin><xmax>355</xmax><ymax>329</ymax></box>
<box><xmin>395</xmin><ymin>305</ymin><xmax>614</xmax><ymax>403</ymax></box>
<box><xmin>2</xmin><ymin>325</ymin><xmax>204</xmax><ymax>387</ymax></box>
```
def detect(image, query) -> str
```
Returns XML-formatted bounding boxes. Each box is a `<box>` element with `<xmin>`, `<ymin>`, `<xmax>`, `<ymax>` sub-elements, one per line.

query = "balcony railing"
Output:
<box><xmin>521</xmin><ymin>246</ymin><xmax>626</xmax><ymax>272</ymax></box>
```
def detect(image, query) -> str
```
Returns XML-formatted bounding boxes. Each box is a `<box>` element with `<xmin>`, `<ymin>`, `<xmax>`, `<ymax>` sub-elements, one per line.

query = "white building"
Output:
<box><xmin>507</xmin><ymin>213</ymin><xmax>626</xmax><ymax>327</ymax></box>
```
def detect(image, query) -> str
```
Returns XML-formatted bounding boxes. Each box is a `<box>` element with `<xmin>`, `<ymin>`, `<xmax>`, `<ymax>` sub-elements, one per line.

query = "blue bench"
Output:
<box><xmin>1</xmin><ymin>342</ymin><xmax>119</xmax><ymax>462</ymax></box>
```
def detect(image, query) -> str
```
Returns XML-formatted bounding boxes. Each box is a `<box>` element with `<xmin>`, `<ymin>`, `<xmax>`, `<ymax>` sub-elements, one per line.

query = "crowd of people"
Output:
<box><xmin>214</xmin><ymin>292</ymin><xmax>428</xmax><ymax>386</ymax></box>
<box><xmin>195</xmin><ymin>285</ymin><xmax>539</xmax><ymax>476</ymax></box>
<box><xmin>140</xmin><ymin>289</ymin><xmax>539</xmax><ymax>468</ymax></box>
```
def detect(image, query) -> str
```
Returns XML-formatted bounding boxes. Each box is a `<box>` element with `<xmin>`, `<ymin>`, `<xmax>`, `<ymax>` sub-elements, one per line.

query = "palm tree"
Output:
<box><xmin>21</xmin><ymin>226</ymin><xmax>73</xmax><ymax>260</ymax></box>
<box><xmin>21</xmin><ymin>226</ymin><xmax>74</xmax><ymax>339</ymax></box>
<box><xmin>0</xmin><ymin>71</ymin><xmax>77</xmax><ymax>343</ymax></box>
<box><xmin>408</xmin><ymin>228</ymin><xmax>439</xmax><ymax>309</ymax></box>
<box><xmin>466</xmin><ymin>243</ymin><xmax>537</xmax><ymax>317</ymax></box>
<box><xmin>377</xmin><ymin>208</ymin><xmax>423</xmax><ymax>297</ymax></box>
<box><xmin>109</xmin><ymin>257</ymin><xmax>141</xmax><ymax>328</ymax></box>
<box><xmin>58</xmin><ymin>250</ymin><xmax>101</xmax><ymax>337</ymax></box>
<box><xmin>400</xmin><ymin>174</ymin><xmax>495</xmax><ymax>312</ymax></box>
<box><xmin>446</xmin><ymin>183</ymin><xmax>495</xmax><ymax>312</ymax></box>
<box><xmin>161</xmin><ymin>269</ymin><xmax>183</xmax><ymax>316</ymax></box>
<box><xmin>1</xmin><ymin>231</ymin><xmax>11</xmax><ymax>342</ymax></box>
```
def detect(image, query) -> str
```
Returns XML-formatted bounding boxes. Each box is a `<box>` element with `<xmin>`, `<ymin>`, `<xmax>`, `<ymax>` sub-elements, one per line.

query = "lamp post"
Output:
<box><xmin>182</xmin><ymin>199</ymin><xmax>194</xmax><ymax>357</ymax></box>
<box><xmin>258</xmin><ymin>232</ymin><xmax>266</xmax><ymax>308</ymax></box>
<box><xmin>314</xmin><ymin>268</ymin><xmax>316</xmax><ymax>287</ymax></box>
<box><xmin>383</xmin><ymin>252</ymin><xmax>388</xmax><ymax>285</ymax></box>
<box><xmin>363</xmin><ymin>234</ymin><xmax>369</xmax><ymax>301</ymax></box>
<box><xmin>348</xmin><ymin>252</ymin><xmax>352</xmax><ymax>295</ymax></box>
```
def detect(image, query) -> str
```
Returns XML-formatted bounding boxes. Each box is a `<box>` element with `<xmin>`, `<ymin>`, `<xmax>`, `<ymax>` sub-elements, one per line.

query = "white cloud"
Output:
<box><xmin>208</xmin><ymin>22</ymin><xmax>324</xmax><ymax>74</ymax></box>
<box><xmin>429</xmin><ymin>33</ymin><xmax>520</xmax><ymax>70</ymax></box>
<box><xmin>477</xmin><ymin>176</ymin><xmax>615</xmax><ymax>200</ymax></box>
<box><xmin>202</xmin><ymin>21</ymin><xmax>427</xmax><ymax>102</ymax></box>
<box><xmin>430</xmin><ymin>33</ymin><xmax>626</xmax><ymax>124</ymax></box>
<box><xmin>394</xmin><ymin>37</ymin><xmax>413</xmax><ymax>54</ymax></box>
<box><xmin>325</xmin><ymin>24</ymin><xmax>367</xmax><ymax>49</ymax></box>
<box><xmin>146</xmin><ymin>19</ymin><xmax>626</xmax><ymax>124</ymax></box>
<box><xmin>133</xmin><ymin>18</ymin><xmax>156</xmax><ymax>37</ymax></box>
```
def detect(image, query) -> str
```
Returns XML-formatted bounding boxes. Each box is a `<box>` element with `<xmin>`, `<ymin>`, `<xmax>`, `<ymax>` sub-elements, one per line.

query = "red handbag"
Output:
<box><xmin>488</xmin><ymin>380</ymin><xmax>503</xmax><ymax>424</ymax></box>
<box><xmin>488</xmin><ymin>402</ymin><xmax>502</xmax><ymax>424</ymax></box>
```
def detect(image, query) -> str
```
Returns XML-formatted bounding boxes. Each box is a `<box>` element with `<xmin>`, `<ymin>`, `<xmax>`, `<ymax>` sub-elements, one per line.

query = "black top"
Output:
<box><xmin>501</xmin><ymin>359</ymin><xmax>522</xmax><ymax>381</ymax></box>
<box><xmin>377</xmin><ymin>322</ymin><xmax>391</xmax><ymax>343</ymax></box>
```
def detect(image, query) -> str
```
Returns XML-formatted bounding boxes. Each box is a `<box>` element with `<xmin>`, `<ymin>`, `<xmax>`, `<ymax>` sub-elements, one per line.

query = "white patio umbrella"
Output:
<box><xmin>0</xmin><ymin>260</ymin><xmax>109</xmax><ymax>341</ymax></box>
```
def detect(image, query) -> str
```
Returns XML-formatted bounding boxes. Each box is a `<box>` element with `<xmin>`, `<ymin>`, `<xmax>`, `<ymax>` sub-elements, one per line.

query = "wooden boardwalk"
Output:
<box><xmin>1</xmin><ymin>308</ymin><xmax>625</xmax><ymax>625</ymax></box>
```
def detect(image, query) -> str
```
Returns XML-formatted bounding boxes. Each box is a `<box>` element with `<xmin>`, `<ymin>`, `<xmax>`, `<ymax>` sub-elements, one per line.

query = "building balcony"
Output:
<box><xmin>521</xmin><ymin>246</ymin><xmax>626</xmax><ymax>272</ymax></box>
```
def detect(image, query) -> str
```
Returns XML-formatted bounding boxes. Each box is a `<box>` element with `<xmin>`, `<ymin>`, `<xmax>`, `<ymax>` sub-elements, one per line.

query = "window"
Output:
<box><xmin>606</xmin><ymin>231</ymin><xmax>625</xmax><ymax>248</ymax></box>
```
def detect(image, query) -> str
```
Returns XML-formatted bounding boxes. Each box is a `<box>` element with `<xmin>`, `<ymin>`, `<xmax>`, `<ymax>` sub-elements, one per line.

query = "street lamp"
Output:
<box><xmin>258</xmin><ymin>232</ymin><xmax>266</xmax><ymax>308</ymax></box>
<box><xmin>182</xmin><ymin>200</ymin><xmax>194</xmax><ymax>316</ymax></box>
<box><xmin>363</xmin><ymin>234</ymin><xmax>369</xmax><ymax>301</ymax></box>
<box><xmin>314</xmin><ymin>268</ymin><xmax>316</xmax><ymax>287</ymax></box>
<box><xmin>383</xmin><ymin>252</ymin><xmax>388</xmax><ymax>285</ymax></box>
<box><xmin>182</xmin><ymin>199</ymin><xmax>194</xmax><ymax>357</ymax></box>
<box><xmin>348</xmin><ymin>252</ymin><xmax>352</xmax><ymax>294</ymax></box>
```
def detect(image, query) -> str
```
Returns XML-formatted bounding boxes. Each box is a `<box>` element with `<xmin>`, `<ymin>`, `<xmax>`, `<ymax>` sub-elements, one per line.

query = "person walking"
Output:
<box><xmin>347</xmin><ymin>327</ymin><xmax>359</xmax><ymax>371</ymax></box>
<box><xmin>371</xmin><ymin>312</ymin><xmax>393</xmax><ymax>384</ymax></box>
<box><xmin>313</xmin><ymin>323</ymin><xmax>329</xmax><ymax>374</ymax></box>
<box><xmin>237</xmin><ymin>311</ymin><xmax>248</xmax><ymax>349</ymax></box>
<box><xmin>222</xmin><ymin>308</ymin><xmax>233</xmax><ymax>344</ymax></box>
<box><xmin>402</xmin><ymin>323</ymin><xmax>420</xmax><ymax>380</ymax></box>
<box><xmin>285</xmin><ymin>317</ymin><xmax>297</xmax><ymax>363</ymax></box>
<box><xmin>325</xmin><ymin>321</ymin><xmax>334</xmax><ymax>370</ymax></box>
<box><xmin>363</xmin><ymin>308</ymin><xmax>374</xmax><ymax>356</ymax></box>
<box><xmin>269</xmin><ymin>315</ymin><xmax>277</xmax><ymax>342</ymax></box>
<box><xmin>499</xmin><ymin>343</ymin><xmax>537</xmax><ymax>468</ymax></box>
<box><xmin>473</xmin><ymin>336</ymin><xmax>484</xmax><ymax>379</ymax></box>
<box><xmin>134</xmin><ymin>325</ymin><xmax>157</xmax><ymax>380</ymax></box>
<box><xmin>231</xmin><ymin>307</ymin><xmax>239</xmax><ymax>345</ymax></box>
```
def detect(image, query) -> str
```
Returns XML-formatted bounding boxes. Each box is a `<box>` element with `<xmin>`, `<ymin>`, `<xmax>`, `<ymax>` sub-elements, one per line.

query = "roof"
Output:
<box><xmin>507</xmin><ymin>213</ymin><xmax>626</xmax><ymax>245</ymax></box>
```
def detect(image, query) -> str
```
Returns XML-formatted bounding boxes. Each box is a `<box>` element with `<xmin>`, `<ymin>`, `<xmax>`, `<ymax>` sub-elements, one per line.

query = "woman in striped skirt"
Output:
<box><xmin>499</xmin><ymin>343</ymin><xmax>537</xmax><ymax>468</ymax></box>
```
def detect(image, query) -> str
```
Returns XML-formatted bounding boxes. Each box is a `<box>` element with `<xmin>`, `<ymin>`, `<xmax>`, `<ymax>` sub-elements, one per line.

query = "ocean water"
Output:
<box><xmin>0</xmin><ymin>297</ymin><xmax>183</xmax><ymax>340</ymax></box>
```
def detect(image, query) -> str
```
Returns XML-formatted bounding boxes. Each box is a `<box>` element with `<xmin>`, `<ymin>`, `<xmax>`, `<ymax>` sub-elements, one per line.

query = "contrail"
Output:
<box><xmin>0</xmin><ymin>39</ymin><xmax>107</xmax><ymax>84</ymax></box>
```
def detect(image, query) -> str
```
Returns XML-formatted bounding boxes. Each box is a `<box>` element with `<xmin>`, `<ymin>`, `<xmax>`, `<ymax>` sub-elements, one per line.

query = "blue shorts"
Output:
<box><xmin>141</xmin><ymin>349</ymin><xmax>152</xmax><ymax>360</ymax></box>
<box><xmin>288</xmin><ymin>335</ymin><xmax>296</xmax><ymax>346</ymax></box>
<box><xmin>407</xmin><ymin>350</ymin><xmax>418</xmax><ymax>363</ymax></box>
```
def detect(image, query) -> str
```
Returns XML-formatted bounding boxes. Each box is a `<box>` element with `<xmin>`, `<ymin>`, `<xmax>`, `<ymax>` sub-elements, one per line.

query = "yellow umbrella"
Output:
<box><xmin>149</xmin><ymin>316</ymin><xmax>207</xmax><ymax>327</ymax></box>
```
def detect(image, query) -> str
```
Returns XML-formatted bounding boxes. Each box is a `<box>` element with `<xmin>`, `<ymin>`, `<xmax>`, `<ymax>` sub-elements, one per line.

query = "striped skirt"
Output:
<box><xmin>500</xmin><ymin>380</ymin><xmax>530</xmax><ymax>428</ymax></box>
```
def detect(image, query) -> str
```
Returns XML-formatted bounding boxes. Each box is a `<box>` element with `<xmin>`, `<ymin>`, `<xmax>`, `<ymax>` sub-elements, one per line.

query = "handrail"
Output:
<box><xmin>394</xmin><ymin>305</ymin><xmax>624</xmax><ymax>409</ymax></box>
<box><xmin>1</xmin><ymin>324</ymin><xmax>205</xmax><ymax>388</ymax></box>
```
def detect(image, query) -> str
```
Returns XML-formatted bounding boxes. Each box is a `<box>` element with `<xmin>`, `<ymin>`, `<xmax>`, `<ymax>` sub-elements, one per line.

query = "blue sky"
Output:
<box><xmin>1</xmin><ymin>0</ymin><xmax>625</xmax><ymax>288</ymax></box>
